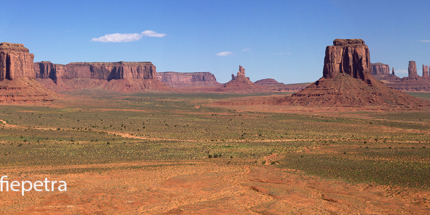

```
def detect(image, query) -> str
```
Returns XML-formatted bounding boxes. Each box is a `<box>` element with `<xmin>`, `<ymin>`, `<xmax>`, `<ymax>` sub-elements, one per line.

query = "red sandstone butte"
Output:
<box><xmin>371</xmin><ymin>63</ymin><xmax>390</xmax><ymax>77</ymax></box>
<box><xmin>281</xmin><ymin>39</ymin><xmax>426</xmax><ymax>108</ymax></box>
<box><xmin>323</xmin><ymin>39</ymin><xmax>371</xmax><ymax>81</ymax></box>
<box><xmin>423</xmin><ymin>64</ymin><xmax>429</xmax><ymax>78</ymax></box>
<box><xmin>0</xmin><ymin>42</ymin><xmax>58</xmax><ymax>103</ymax></box>
<box><xmin>408</xmin><ymin>61</ymin><xmax>418</xmax><ymax>78</ymax></box>
<box><xmin>0</xmin><ymin>42</ymin><xmax>35</xmax><ymax>80</ymax></box>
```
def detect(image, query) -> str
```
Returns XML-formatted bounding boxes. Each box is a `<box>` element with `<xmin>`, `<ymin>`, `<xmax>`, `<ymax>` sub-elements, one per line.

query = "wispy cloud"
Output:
<box><xmin>242</xmin><ymin>48</ymin><xmax>250</xmax><ymax>51</ymax></box>
<box><xmin>141</xmin><ymin>30</ymin><xmax>166</xmax><ymax>37</ymax></box>
<box><xmin>216</xmin><ymin>51</ymin><xmax>233</xmax><ymax>56</ymax></box>
<box><xmin>273</xmin><ymin>52</ymin><xmax>291</xmax><ymax>55</ymax></box>
<box><xmin>395</xmin><ymin>69</ymin><xmax>407</xmax><ymax>74</ymax></box>
<box><xmin>420</xmin><ymin>40</ymin><xmax>430</xmax><ymax>42</ymax></box>
<box><xmin>91</xmin><ymin>30</ymin><xmax>166</xmax><ymax>43</ymax></box>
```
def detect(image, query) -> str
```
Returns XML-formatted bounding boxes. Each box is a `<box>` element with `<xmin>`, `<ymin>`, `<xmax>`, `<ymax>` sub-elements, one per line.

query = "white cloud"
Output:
<box><xmin>91</xmin><ymin>30</ymin><xmax>166</xmax><ymax>43</ymax></box>
<box><xmin>420</xmin><ymin>40</ymin><xmax>430</xmax><ymax>42</ymax></box>
<box><xmin>395</xmin><ymin>69</ymin><xmax>407</xmax><ymax>74</ymax></box>
<box><xmin>141</xmin><ymin>30</ymin><xmax>166</xmax><ymax>37</ymax></box>
<box><xmin>216</xmin><ymin>51</ymin><xmax>233</xmax><ymax>56</ymax></box>
<box><xmin>242</xmin><ymin>48</ymin><xmax>250</xmax><ymax>51</ymax></box>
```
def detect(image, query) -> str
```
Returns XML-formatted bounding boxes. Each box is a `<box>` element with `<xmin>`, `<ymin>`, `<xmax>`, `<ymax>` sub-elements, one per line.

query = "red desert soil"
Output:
<box><xmin>1</xmin><ymin>161</ymin><xmax>428</xmax><ymax>214</ymax></box>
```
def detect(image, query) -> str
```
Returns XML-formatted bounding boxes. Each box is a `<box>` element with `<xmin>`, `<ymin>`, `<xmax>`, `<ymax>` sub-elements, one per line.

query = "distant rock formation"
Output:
<box><xmin>34</xmin><ymin>61</ymin><xmax>169</xmax><ymax>92</ymax></box>
<box><xmin>281</xmin><ymin>39</ymin><xmax>425</xmax><ymax>108</ymax></box>
<box><xmin>372</xmin><ymin>61</ymin><xmax>430</xmax><ymax>91</ymax></box>
<box><xmin>323</xmin><ymin>39</ymin><xmax>371</xmax><ymax>81</ymax></box>
<box><xmin>370</xmin><ymin>62</ymin><xmax>398</xmax><ymax>82</ymax></box>
<box><xmin>392</xmin><ymin>67</ymin><xmax>395</xmax><ymax>75</ymax></box>
<box><xmin>217</xmin><ymin>65</ymin><xmax>266</xmax><ymax>92</ymax></box>
<box><xmin>157</xmin><ymin>71</ymin><xmax>220</xmax><ymax>88</ymax></box>
<box><xmin>0</xmin><ymin>42</ymin><xmax>35</xmax><ymax>81</ymax></box>
<box><xmin>408</xmin><ymin>61</ymin><xmax>418</xmax><ymax>78</ymax></box>
<box><xmin>371</xmin><ymin>63</ymin><xmax>390</xmax><ymax>77</ymax></box>
<box><xmin>0</xmin><ymin>42</ymin><xmax>57</xmax><ymax>103</ymax></box>
<box><xmin>231</xmin><ymin>65</ymin><xmax>248</xmax><ymax>81</ymax></box>
<box><xmin>254</xmin><ymin>78</ymin><xmax>284</xmax><ymax>86</ymax></box>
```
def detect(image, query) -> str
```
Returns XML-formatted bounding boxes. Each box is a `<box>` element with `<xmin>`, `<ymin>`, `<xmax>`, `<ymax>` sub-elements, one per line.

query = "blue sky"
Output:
<box><xmin>1</xmin><ymin>0</ymin><xmax>430</xmax><ymax>84</ymax></box>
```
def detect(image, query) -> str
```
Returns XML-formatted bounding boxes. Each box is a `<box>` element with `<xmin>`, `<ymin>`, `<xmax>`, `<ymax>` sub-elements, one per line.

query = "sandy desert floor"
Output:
<box><xmin>0</xmin><ymin>92</ymin><xmax>429</xmax><ymax>214</ymax></box>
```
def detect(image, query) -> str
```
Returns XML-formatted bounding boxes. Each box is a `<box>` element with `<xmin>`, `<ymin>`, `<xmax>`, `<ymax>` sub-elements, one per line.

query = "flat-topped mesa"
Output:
<box><xmin>423</xmin><ymin>64</ymin><xmax>429</xmax><ymax>78</ymax></box>
<box><xmin>371</xmin><ymin>63</ymin><xmax>390</xmax><ymax>76</ymax></box>
<box><xmin>0</xmin><ymin>42</ymin><xmax>35</xmax><ymax>81</ymax></box>
<box><xmin>323</xmin><ymin>39</ymin><xmax>371</xmax><ymax>81</ymax></box>
<box><xmin>34</xmin><ymin>61</ymin><xmax>157</xmax><ymax>81</ymax></box>
<box><xmin>408</xmin><ymin>61</ymin><xmax>418</xmax><ymax>78</ymax></box>
<box><xmin>157</xmin><ymin>71</ymin><xmax>220</xmax><ymax>88</ymax></box>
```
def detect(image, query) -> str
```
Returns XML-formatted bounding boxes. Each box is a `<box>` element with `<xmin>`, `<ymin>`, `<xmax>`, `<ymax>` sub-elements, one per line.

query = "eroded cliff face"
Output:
<box><xmin>34</xmin><ymin>61</ymin><xmax>156</xmax><ymax>81</ymax></box>
<box><xmin>0</xmin><ymin>42</ymin><xmax>35</xmax><ymax>81</ymax></box>
<box><xmin>34</xmin><ymin>61</ymin><xmax>57</xmax><ymax>83</ymax></box>
<box><xmin>157</xmin><ymin>72</ymin><xmax>220</xmax><ymax>88</ymax></box>
<box><xmin>323</xmin><ymin>39</ymin><xmax>371</xmax><ymax>81</ymax></box>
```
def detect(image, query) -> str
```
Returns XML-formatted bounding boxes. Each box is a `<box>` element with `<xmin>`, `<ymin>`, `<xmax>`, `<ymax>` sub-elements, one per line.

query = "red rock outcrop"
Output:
<box><xmin>231</xmin><ymin>65</ymin><xmax>248</xmax><ymax>81</ymax></box>
<box><xmin>281</xmin><ymin>39</ymin><xmax>426</xmax><ymax>108</ymax></box>
<box><xmin>392</xmin><ymin>67</ymin><xmax>395</xmax><ymax>75</ymax></box>
<box><xmin>34</xmin><ymin>61</ymin><xmax>169</xmax><ymax>92</ymax></box>
<box><xmin>323</xmin><ymin>39</ymin><xmax>371</xmax><ymax>81</ymax></box>
<box><xmin>0</xmin><ymin>42</ymin><xmax>35</xmax><ymax>81</ymax></box>
<box><xmin>0</xmin><ymin>43</ymin><xmax>58</xmax><ymax>103</ymax></box>
<box><xmin>423</xmin><ymin>64</ymin><xmax>429</xmax><ymax>78</ymax></box>
<box><xmin>408</xmin><ymin>61</ymin><xmax>418</xmax><ymax>78</ymax></box>
<box><xmin>157</xmin><ymin>72</ymin><xmax>221</xmax><ymax>88</ymax></box>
